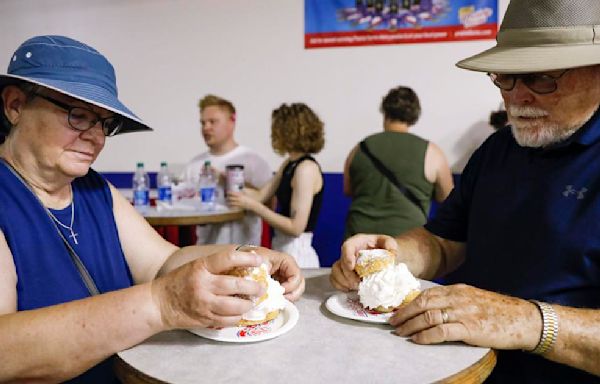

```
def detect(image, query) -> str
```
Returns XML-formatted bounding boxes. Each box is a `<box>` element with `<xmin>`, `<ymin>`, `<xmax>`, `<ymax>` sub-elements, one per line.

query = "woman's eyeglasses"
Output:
<box><xmin>34</xmin><ymin>93</ymin><xmax>123</xmax><ymax>136</ymax></box>
<box><xmin>488</xmin><ymin>70</ymin><xmax>569</xmax><ymax>95</ymax></box>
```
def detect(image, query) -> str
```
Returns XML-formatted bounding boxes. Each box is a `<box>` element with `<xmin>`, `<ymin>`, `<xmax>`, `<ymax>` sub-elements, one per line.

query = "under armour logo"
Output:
<box><xmin>563</xmin><ymin>185</ymin><xmax>587</xmax><ymax>200</ymax></box>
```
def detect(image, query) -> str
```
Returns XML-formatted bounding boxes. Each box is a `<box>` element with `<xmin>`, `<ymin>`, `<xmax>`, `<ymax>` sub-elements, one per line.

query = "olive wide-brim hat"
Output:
<box><xmin>457</xmin><ymin>0</ymin><xmax>600</xmax><ymax>74</ymax></box>
<box><xmin>0</xmin><ymin>35</ymin><xmax>152</xmax><ymax>134</ymax></box>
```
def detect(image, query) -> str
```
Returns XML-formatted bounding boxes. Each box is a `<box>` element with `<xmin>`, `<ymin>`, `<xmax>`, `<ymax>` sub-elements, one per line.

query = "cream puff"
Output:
<box><xmin>355</xmin><ymin>249</ymin><xmax>420</xmax><ymax>313</ymax></box>
<box><xmin>229</xmin><ymin>262</ymin><xmax>287</xmax><ymax>326</ymax></box>
<box><xmin>354</xmin><ymin>249</ymin><xmax>395</xmax><ymax>278</ymax></box>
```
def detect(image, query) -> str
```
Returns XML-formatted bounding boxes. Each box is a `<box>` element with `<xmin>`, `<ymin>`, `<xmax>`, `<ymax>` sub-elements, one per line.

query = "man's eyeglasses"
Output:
<box><xmin>34</xmin><ymin>93</ymin><xmax>123</xmax><ymax>136</ymax></box>
<box><xmin>488</xmin><ymin>70</ymin><xmax>569</xmax><ymax>95</ymax></box>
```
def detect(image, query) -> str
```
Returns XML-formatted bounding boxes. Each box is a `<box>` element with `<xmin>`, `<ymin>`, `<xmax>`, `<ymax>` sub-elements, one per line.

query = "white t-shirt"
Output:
<box><xmin>182</xmin><ymin>145</ymin><xmax>272</xmax><ymax>246</ymax></box>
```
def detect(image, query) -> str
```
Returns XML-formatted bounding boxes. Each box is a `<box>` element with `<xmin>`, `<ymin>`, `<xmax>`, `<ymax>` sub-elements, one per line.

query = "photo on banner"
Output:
<box><xmin>305</xmin><ymin>0</ymin><xmax>498</xmax><ymax>49</ymax></box>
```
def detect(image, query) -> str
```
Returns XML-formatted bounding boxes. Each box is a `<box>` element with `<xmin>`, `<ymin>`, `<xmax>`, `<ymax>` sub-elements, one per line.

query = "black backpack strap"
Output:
<box><xmin>359</xmin><ymin>140</ymin><xmax>427</xmax><ymax>218</ymax></box>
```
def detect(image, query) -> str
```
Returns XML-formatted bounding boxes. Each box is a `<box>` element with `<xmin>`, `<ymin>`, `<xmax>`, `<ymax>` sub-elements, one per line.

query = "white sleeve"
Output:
<box><xmin>246</xmin><ymin>153</ymin><xmax>272</xmax><ymax>188</ymax></box>
<box><xmin>182</xmin><ymin>156</ymin><xmax>203</xmax><ymax>183</ymax></box>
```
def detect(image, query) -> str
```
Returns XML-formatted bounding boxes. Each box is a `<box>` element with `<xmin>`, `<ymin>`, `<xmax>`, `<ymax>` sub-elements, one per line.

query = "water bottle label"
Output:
<box><xmin>158</xmin><ymin>186</ymin><xmax>172</xmax><ymax>202</ymax></box>
<box><xmin>133</xmin><ymin>190</ymin><xmax>150</xmax><ymax>206</ymax></box>
<box><xmin>200</xmin><ymin>187</ymin><xmax>215</xmax><ymax>203</ymax></box>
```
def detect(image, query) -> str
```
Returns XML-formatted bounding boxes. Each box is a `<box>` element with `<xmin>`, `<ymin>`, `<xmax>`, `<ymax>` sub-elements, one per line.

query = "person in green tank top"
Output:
<box><xmin>343</xmin><ymin>86</ymin><xmax>453</xmax><ymax>238</ymax></box>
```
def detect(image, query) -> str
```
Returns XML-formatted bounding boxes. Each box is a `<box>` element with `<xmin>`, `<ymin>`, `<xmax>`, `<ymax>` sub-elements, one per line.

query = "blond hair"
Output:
<box><xmin>198</xmin><ymin>94</ymin><xmax>236</xmax><ymax>116</ymax></box>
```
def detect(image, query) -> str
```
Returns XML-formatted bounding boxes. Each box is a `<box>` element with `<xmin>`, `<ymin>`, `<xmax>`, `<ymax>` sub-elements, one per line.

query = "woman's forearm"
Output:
<box><xmin>0</xmin><ymin>284</ymin><xmax>163</xmax><ymax>383</ymax></box>
<box><xmin>252</xmin><ymin>203</ymin><xmax>305</xmax><ymax>237</ymax></box>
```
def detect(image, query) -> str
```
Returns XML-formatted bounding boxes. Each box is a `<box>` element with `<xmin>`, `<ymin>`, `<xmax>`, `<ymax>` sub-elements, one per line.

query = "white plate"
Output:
<box><xmin>325</xmin><ymin>292</ymin><xmax>393</xmax><ymax>323</ymax></box>
<box><xmin>325</xmin><ymin>279</ymin><xmax>438</xmax><ymax>324</ymax></box>
<box><xmin>189</xmin><ymin>300</ymin><xmax>299</xmax><ymax>343</ymax></box>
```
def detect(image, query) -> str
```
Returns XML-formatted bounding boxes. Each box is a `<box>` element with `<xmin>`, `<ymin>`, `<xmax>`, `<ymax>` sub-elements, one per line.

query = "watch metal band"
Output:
<box><xmin>529</xmin><ymin>300</ymin><xmax>559</xmax><ymax>355</ymax></box>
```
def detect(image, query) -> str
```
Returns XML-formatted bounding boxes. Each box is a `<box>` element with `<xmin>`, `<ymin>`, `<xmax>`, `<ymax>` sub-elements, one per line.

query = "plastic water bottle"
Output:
<box><xmin>132</xmin><ymin>162</ymin><xmax>150</xmax><ymax>212</ymax></box>
<box><xmin>198</xmin><ymin>160</ymin><xmax>216</xmax><ymax>211</ymax></box>
<box><xmin>157</xmin><ymin>161</ymin><xmax>172</xmax><ymax>205</ymax></box>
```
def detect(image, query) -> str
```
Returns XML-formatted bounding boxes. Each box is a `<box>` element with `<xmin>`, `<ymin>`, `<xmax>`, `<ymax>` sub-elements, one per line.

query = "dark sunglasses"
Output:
<box><xmin>488</xmin><ymin>70</ymin><xmax>569</xmax><ymax>95</ymax></box>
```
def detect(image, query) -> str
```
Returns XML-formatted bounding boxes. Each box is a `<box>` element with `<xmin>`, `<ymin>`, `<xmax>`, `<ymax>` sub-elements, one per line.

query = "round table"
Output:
<box><xmin>141</xmin><ymin>203</ymin><xmax>244</xmax><ymax>246</ymax></box>
<box><xmin>115</xmin><ymin>270</ymin><xmax>496</xmax><ymax>384</ymax></box>
<box><xmin>142</xmin><ymin>206</ymin><xmax>244</xmax><ymax>226</ymax></box>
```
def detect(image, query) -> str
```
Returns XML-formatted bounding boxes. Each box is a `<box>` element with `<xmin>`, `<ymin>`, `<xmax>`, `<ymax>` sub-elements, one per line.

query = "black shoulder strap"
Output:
<box><xmin>1</xmin><ymin>159</ymin><xmax>100</xmax><ymax>296</ymax></box>
<box><xmin>288</xmin><ymin>155</ymin><xmax>321</xmax><ymax>176</ymax></box>
<box><xmin>359</xmin><ymin>140</ymin><xmax>427</xmax><ymax>217</ymax></box>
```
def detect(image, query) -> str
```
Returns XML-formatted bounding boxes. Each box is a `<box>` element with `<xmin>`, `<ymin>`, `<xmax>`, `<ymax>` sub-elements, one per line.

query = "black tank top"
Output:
<box><xmin>275</xmin><ymin>155</ymin><xmax>323</xmax><ymax>232</ymax></box>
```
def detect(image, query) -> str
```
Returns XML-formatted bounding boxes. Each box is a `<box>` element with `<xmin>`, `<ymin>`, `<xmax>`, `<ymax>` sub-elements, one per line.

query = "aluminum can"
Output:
<box><xmin>225</xmin><ymin>164</ymin><xmax>245</xmax><ymax>193</ymax></box>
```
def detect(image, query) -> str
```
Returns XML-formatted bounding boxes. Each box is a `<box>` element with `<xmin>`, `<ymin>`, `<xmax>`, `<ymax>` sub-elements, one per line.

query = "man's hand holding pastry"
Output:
<box><xmin>330</xmin><ymin>234</ymin><xmax>399</xmax><ymax>291</ymax></box>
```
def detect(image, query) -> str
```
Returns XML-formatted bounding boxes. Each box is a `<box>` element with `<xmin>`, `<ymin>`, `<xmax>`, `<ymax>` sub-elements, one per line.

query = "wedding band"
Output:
<box><xmin>441</xmin><ymin>309</ymin><xmax>449</xmax><ymax>324</ymax></box>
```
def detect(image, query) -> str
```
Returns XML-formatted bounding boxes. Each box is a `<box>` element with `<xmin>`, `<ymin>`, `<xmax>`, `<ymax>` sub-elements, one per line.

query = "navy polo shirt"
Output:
<box><xmin>425</xmin><ymin>111</ymin><xmax>600</xmax><ymax>383</ymax></box>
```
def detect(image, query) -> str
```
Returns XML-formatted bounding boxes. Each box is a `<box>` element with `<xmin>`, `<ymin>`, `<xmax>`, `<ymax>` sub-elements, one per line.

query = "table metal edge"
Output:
<box><xmin>115</xmin><ymin>356</ymin><xmax>167</xmax><ymax>384</ymax></box>
<box><xmin>438</xmin><ymin>349</ymin><xmax>497</xmax><ymax>384</ymax></box>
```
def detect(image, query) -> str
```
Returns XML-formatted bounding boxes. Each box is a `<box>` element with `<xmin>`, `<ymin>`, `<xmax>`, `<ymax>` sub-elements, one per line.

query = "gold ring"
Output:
<box><xmin>441</xmin><ymin>309</ymin><xmax>449</xmax><ymax>324</ymax></box>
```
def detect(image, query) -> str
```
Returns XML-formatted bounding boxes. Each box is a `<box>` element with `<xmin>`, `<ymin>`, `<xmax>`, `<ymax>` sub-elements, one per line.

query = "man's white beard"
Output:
<box><xmin>508</xmin><ymin>105</ymin><xmax>594</xmax><ymax>148</ymax></box>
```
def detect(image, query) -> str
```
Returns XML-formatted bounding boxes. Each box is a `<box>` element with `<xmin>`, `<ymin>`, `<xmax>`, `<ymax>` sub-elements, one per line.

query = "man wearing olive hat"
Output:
<box><xmin>0</xmin><ymin>36</ymin><xmax>304</xmax><ymax>383</ymax></box>
<box><xmin>332</xmin><ymin>0</ymin><xmax>600</xmax><ymax>382</ymax></box>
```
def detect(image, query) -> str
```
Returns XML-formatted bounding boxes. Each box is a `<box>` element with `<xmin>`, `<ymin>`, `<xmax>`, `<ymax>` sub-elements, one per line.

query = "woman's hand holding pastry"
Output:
<box><xmin>389</xmin><ymin>284</ymin><xmax>541</xmax><ymax>350</ymax></box>
<box><xmin>249</xmin><ymin>246</ymin><xmax>305</xmax><ymax>301</ymax></box>
<box><xmin>330</xmin><ymin>234</ymin><xmax>399</xmax><ymax>291</ymax></box>
<box><xmin>150</xmin><ymin>248</ymin><xmax>266</xmax><ymax>330</ymax></box>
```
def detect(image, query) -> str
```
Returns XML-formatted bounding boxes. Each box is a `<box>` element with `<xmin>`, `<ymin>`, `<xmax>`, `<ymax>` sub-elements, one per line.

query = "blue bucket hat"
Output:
<box><xmin>0</xmin><ymin>35</ymin><xmax>151</xmax><ymax>134</ymax></box>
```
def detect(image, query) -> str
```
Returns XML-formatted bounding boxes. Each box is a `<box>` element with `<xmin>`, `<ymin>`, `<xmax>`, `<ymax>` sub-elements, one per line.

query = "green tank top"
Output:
<box><xmin>345</xmin><ymin>131</ymin><xmax>434</xmax><ymax>238</ymax></box>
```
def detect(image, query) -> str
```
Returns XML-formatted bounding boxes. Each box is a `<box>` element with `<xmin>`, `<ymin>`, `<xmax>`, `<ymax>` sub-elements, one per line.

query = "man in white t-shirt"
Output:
<box><xmin>183</xmin><ymin>94</ymin><xmax>272</xmax><ymax>245</ymax></box>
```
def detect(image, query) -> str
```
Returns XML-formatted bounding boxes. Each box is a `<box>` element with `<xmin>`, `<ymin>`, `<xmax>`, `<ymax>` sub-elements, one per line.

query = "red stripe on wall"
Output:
<box><xmin>305</xmin><ymin>23</ymin><xmax>497</xmax><ymax>49</ymax></box>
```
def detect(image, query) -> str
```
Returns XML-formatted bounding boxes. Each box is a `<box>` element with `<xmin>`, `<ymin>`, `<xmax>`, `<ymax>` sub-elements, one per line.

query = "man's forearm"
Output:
<box><xmin>395</xmin><ymin>227</ymin><xmax>465</xmax><ymax>280</ymax></box>
<box><xmin>546</xmin><ymin>306</ymin><xmax>600</xmax><ymax>376</ymax></box>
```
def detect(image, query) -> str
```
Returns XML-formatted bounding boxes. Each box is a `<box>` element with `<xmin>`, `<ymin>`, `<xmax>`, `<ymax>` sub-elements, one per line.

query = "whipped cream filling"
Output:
<box><xmin>241</xmin><ymin>263</ymin><xmax>287</xmax><ymax>321</ymax></box>
<box><xmin>358</xmin><ymin>263</ymin><xmax>420</xmax><ymax>310</ymax></box>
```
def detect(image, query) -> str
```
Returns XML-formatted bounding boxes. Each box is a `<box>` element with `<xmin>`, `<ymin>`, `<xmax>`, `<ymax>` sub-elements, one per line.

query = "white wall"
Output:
<box><xmin>0</xmin><ymin>0</ymin><xmax>509</xmax><ymax>173</ymax></box>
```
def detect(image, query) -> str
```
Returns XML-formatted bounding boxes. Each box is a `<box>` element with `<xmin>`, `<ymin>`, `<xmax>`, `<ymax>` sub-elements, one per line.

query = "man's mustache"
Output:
<box><xmin>508</xmin><ymin>105</ymin><xmax>549</xmax><ymax>118</ymax></box>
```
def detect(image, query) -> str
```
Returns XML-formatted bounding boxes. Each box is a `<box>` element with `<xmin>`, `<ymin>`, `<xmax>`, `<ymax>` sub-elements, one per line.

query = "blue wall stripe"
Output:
<box><xmin>313</xmin><ymin>173</ymin><xmax>351</xmax><ymax>267</ymax></box>
<box><xmin>102</xmin><ymin>172</ymin><xmax>157</xmax><ymax>189</ymax></box>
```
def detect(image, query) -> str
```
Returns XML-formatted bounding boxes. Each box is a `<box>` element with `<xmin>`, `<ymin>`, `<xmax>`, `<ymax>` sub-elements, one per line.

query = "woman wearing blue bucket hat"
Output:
<box><xmin>0</xmin><ymin>36</ymin><xmax>304</xmax><ymax>383</ymax></box>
